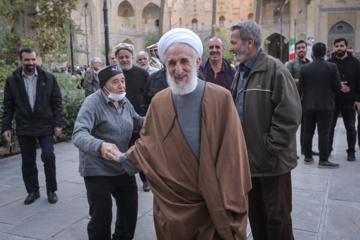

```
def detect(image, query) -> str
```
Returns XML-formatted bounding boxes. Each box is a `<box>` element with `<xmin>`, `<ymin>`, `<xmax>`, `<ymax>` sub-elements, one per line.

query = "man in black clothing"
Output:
<box><xmin>298</xmin><ymin>42</ymin><xmax>342</xmax><ymax>168</ymax></box>
<box><xmin>286</xmin><ymin>40</ymin><xmax>319</xmax><ymax>157</ymax></box>
<box><xmin>113</xmin><ymin>43</ymin><xmax>151</xmax><ymax>191</ymax></box>
<box><xmin>2</xmin><ymin>47</ymin><xmax>63</xmax><ymax>204</ymax></box>
<box><xmin>328</xmin><ymin>38</ymin><xmax>360</xmax><ymax>161</ymax></box>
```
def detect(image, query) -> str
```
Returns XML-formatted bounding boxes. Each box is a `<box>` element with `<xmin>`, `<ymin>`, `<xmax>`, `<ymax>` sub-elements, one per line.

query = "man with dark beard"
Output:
<box><xmin>2</xmin><ymin>47</ymin><xmax>63</xmax><ymax>205</ymax></box>
<box><xmin>229</xmin><ymin>20</ymin><xmax>301</xmax><ymax>240</ymax></box>
<box><xmin>328</xmin><ymin>38</ymin><xmax>360</xmax><ymax>161</ymax></box>
<box><xmin>286</xmin><ymin>40</ymin><xmax>319</xmax><ymax>157</ymax></box>
<box><xmin>105</xmin><ymin>28</ymin><xmax>252</xmax><ymax>239</ymax></box>
<box><xmin>198</xmin><ymin>37</ymin><xmax>235</xmax><ymax>90</ymax></box>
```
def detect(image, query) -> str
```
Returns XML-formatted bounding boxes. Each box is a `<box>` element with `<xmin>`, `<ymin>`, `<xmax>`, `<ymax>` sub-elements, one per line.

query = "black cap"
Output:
<box><xmin>98</xmin><ymin>64</ymin><xmax>123</xmax><ymax>88</ymax></box>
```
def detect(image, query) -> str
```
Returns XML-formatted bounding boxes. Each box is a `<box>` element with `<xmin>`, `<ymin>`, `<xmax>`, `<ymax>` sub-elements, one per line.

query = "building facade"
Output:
<box><xmin>69</xmin><ymin>0</ymin><xmax>360</xmax><ymax>66</ymax></box>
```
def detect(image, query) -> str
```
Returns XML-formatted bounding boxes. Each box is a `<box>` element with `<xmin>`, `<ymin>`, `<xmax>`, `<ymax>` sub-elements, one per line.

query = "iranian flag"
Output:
<box><xmin>289</xmin><ymin>38</ymin><xmax>296</xmax><ymax>60</ymax></box>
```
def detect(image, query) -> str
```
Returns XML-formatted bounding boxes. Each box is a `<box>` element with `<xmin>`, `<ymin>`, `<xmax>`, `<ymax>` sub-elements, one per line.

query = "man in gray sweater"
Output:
<box><xmin>72</xmin><ymin>64</ymin><xmax>144</xmax><ymax>240</ymax></box>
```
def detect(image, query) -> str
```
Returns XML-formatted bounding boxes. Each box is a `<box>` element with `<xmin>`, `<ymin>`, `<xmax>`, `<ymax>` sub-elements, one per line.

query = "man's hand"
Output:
<box><xmin>106</xmin><ymin>148</ymin><xmax>122</xmax><ymax>162</ymax></box>
<box><xmin>354</xmin><ymin>101</ymin><xmax>360</xmax><ymax>114</ymax></box>
<box><xmin>294</xmin><ymin>78</ymin><xmax>299</xmax><ymax>84</ymax></box>
<box><xmin>3</xmin><ymin>130</ymin><xmax>11</xmax><ymax>142</ymax></box>
<box><xmin>341</xmin><ymin>81</ymin><xmax>350</xmax><ymax>93</ymax></box>
<box><xmin>100</xmin><ymin>142</ymin><xmax>120</xmax><ymax>160</ymax></box>
<box><xmin>54</xmin><ymin>127</ymin><xmax>62</xmax><ymax>137</ymax></box>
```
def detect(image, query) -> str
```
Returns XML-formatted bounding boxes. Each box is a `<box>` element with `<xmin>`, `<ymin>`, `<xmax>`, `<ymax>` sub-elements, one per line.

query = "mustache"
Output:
<box><xmin>173</xmin><ymin>72</ymin><xmax>187</xmax><ymax>78</ymax></box>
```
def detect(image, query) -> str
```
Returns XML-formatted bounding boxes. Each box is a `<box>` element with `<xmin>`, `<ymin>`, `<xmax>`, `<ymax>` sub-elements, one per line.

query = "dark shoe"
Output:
<box><xmin>24</xmin><ymin>191</ymin><xmax>40</xmax><ymax>205</ymax></box>
<box><xmin>47</xmin><ymin>191</ymin><xmax>58</xmax><ymax>204</ymax></box>
<box><xmin>318</xmin><ymin>161</ymin><xmax>339</xmax><ymax>169</ymax></box>
<box><xmin>297</xmin><ymin>155</ymin><xmax>299</xmax><ymax>159</ymax></box>
<box><xmin>312</xmin><ymin>151</ymin><xmax>320</xmax><ymax>156</ymax></box>
<box><xmin>143</xmin><ymin>181</ymin><xmax>150</xmax><ymax>192</ymax></box>
<box><xmin>304</xmin><ymin>157</ymin><xmax>314</xmax><ymax>164</ymax></box>
<box><xmin>347</xmin><ymin>152</ymin><xmax>356</xmax><ymax>161</ymax></box>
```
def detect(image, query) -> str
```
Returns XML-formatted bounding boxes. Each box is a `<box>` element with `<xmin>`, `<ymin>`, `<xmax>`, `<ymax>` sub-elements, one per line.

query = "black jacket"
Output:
<box><xmin>298</xmin><ymin>58</ymin><xmax>342</xmax><ymax>110</ymax></box>
<box><xmin>198</xmin><ymin>58</ymin><xmax>235</xmax><ymax>90</ymax></box>
<box><xmin>2</xmin><ymin>66</ymin><xmax>63</xmax><ymax>136</ymax></box>
<box><xmin>327</xmin><ymin>53</ymin><xmax>360</xmax><ymax>104</ymax></box>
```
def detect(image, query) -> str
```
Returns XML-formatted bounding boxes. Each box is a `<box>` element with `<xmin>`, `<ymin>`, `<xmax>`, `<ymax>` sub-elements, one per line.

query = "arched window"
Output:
<box><xmin>219</xmin><ymin>16</ymin><xmax>225</xmax><ymax>28</ymax></box>
<box><xmin>192</xmin><ymin>18</ymin><xmax>198</xmax><ymax>31</ymax></box>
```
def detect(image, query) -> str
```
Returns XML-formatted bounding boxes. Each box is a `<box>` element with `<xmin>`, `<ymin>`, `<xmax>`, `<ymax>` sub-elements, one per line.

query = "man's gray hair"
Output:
<box><xmin>91</xmin><ymin>57</ymin><xmax>101</xmax><ymax>66</ymax></box>
<box><xmin>230</xmin><ymin>20</ymin><xmax>262</xmax><ymax>48</ymax></box>
<box><xmin>108</xmin><ymin>51</ymin><xmax>115</xmax><ymax>59</ymax></box>
<box><xmin>208</xmin><ymin>37</ymin><xmax>226</xmax><ymax>49</ymax></box>
<box><xmin>137</xmin><ymin>51</ymin><xmax>149</xmax><ymax>59</ymax></box>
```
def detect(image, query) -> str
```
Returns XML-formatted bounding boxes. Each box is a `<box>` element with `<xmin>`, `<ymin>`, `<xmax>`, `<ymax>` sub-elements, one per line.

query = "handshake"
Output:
<box><xmin>100</xmin><ymin>142</ymin><xmax>122</xmax><ymax>162</ymax></box>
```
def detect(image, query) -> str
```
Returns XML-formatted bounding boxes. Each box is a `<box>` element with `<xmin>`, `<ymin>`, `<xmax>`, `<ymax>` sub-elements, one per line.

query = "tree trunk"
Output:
<box><xmin>159</xmin><ymin>0</ymin><xmax>165</xmax><ymax>38</ymax></box>
<box><xmin>211</xmin><ymin>0</ymin><xmax>216</xmax><ymax>37</ymax></box>
<box><xmin>12</xmin><ymin>1</ymin><xmax>40</xmax><ymax>61</ymax></box>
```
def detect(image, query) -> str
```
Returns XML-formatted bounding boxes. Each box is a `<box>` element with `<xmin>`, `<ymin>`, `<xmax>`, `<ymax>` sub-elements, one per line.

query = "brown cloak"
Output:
<box><xmin>126</xmin><ymin>82</ymin><xmax>251</xmax><ymax>239</ymax></box>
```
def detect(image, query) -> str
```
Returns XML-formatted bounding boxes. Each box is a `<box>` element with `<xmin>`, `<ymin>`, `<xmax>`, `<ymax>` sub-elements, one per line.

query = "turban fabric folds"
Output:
<box><xmin>158</xmin><ymin>28</ymin><xmax>203</xmax><ymax>63</ymax></box>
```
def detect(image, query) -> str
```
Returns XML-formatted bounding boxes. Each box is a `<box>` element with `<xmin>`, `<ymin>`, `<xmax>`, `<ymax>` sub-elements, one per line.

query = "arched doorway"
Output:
<box><xmin>118</xmin><ymin>1</ymin><xmax>135</xmax><ymax>28</ymax></box>
<box><xmin>266</xmin><ymin>33</ymin><xmax>289</xmax><ymax>63</ymax></box>
<box><xmin>192</xmin><ymin>19</ymin><xmax>198</xmax><ymax>31</ymax></box>
<box><xmin>219</xmin><ymin>16</ymin><xmax>225</xmax><ymax>28</ymax></box>
<box><xmin>328</xmin><ymin>21</ymin><xmax>355</xmax><ymax>50</ymax></box>
<box><xmin>142</xmin><ymin>3</ymin><xmax>160</xmax><ymax>33</ymax></box>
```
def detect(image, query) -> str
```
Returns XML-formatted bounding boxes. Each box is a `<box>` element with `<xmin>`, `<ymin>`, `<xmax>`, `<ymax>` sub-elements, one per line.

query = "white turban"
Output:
<box><xmin>158</xmin><ymin>28</ymin><xmax>203</xmax><ymax>63</ymax></box>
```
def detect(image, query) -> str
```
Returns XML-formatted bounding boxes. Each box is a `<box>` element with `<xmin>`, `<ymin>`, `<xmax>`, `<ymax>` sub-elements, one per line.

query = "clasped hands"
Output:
<box><xmin>100</xmin><ymin>142</ymin><xmax>122</xmax><ymax>162</ymax></box>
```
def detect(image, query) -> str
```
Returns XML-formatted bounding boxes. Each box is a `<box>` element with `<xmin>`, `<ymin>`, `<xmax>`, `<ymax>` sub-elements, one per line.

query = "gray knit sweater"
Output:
<box><xmin>72</xmin><ymin>89</ymin><xmax>144</xmax><ymax>177</ymax></box>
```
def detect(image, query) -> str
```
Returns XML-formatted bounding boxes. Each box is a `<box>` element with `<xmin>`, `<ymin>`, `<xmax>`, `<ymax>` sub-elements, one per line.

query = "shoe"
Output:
<box><xmin>143</xmin><ymin>181</ymin><xmax>150</xmax><ymax>192</ymax></box>
<box><xmin>24</xmin><ymin>191</ymin><xmax>40</xmax><ymax>205</ymax></box>
<box><xmin>312</xmin><ymin>151</ymin><xmax>319</xmax><ymax>156</ymax></box>
<box><xmin>347</xmin><ymin>152</ymin><xmax>356</xmax><ymax>161</ymax></box>
<box><xmin>304</xmin><ymin>157</ymin><xmax>314</xmax><ymax>164</ymax></box>
<box><xmin>47</xmin><ymin>191</ymin><xmax>58</xmax><ymax>204</ymax></box>
<box><xmin>297</xmin><ymin>155</ymin><xmax>299</xmax><ymax>159</ymax></box>
<box><xmin>318</xmin><ymin>161</ymin><xmax>339</xmax><ymax>169</ymax></box>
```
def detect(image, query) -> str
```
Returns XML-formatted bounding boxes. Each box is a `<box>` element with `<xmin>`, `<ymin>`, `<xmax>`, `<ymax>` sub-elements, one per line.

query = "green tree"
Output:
<box><xmin>0</xmin><ymin>0</ymin><xmax>77</xmax><ymax>62</ymax></box>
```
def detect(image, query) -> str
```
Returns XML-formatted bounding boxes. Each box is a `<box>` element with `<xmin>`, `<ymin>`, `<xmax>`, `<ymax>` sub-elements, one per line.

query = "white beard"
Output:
<box><xmin>234</xmin><ymin>43</ymin><xmax>249</xmax><ymax>63</ymax></box>
<box><xmin>166</xmin><ymin>66</ymin><xmax>198</xmax><ymax>95</ymax></box>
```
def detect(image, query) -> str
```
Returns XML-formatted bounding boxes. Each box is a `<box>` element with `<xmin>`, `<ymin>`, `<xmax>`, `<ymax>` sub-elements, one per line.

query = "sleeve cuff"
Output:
<box><xmin>120</xmin><ymin>153</ymin><xmax>140</xmax><ymax>176</ymax></box>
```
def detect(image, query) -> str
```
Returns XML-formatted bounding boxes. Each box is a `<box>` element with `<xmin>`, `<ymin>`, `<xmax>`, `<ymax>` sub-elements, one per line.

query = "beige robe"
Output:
<box><xmin>127</xmin><ymin>82</ymin><xmax>251</xmax><ymax>239</ymax></box>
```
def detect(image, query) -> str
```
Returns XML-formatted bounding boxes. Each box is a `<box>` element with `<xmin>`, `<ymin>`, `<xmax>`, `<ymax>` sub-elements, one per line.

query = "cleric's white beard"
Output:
<box><xmin>166</xmin><ymin>67</ymin><xmax>198</xmax><ymax>95</ymax></box>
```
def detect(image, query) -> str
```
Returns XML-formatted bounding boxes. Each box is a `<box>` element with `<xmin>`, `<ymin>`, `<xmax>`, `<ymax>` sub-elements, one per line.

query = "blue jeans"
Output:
<box><xmin>18</xmin><ymin>135</ymin><xmax>57</xmax><ymax>193</ymax></box>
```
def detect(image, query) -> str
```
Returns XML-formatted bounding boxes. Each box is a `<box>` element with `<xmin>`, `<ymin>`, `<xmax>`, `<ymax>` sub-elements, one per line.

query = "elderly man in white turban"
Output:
<box><xmin>105</xmin><ymin>28</ymin><xmax>252</xmax><ymax>239</ymax></box>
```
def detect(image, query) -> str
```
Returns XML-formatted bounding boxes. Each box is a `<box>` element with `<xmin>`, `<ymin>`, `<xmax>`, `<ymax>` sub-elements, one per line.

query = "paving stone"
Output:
<box><xmin>0</xmin><ymin>222</ymin><xmax>11</xmax><ymax>232</ymax></box>
<box><xmin>0</xmin><ymin>189</ymin><xmax>56</xmax><ymax>224</ymax></box>
<box><xmin>0</xmin><ymin>184</ymin><xmax>27</xmax><ymax>208</ymax></box>
<box><xmin>0</xmin><ymin>233</ymin><xmax>34</xmax><ymax>240</ymax></box>
<box><xmin>329</xmin><ymin>170</ymin><xmax>360</xmax><ymax>203</ymax></box>
<box><xmin>51</xmin><ymin>218</ymin><xmax>88</xmax><ymax>240</ymax></box>
<box><xmin>133</xmin><ymin>211</ymin><xmax>156</xmax><ymax>240</ymax></box>
<box><xmin>4</xmin><ymin>197</ymin><xmax>88</xmax><ymax>239</ymax></box>
<box><xmin>292</xmin><ymin>189</ymin><xmax>325</xmax><ymax>233</ymax></box>
<box><xmin>322</xmin><ymin>200</ymin><xmax>360</xmax><ymax>240</ymax></box>
<box><xmin>292</xmin><ymin>172</ymin><xmax>328</xmax><ymax>192</ymax></box>
<box><xmin>293</xmin><ymin>229</ymin><xmax>317</xmax><ymax>240</ymax></box>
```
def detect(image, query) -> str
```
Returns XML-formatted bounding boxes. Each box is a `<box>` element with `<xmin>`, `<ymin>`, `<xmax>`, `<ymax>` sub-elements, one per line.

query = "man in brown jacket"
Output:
<box><xmin>229</xmin><ymin>20</ymin><xmax>301</xmax><ymax>240</ymax></box>
<box><xmin>105</xmin><ymin>28</ymin><xmax>252</xmax><ymax>239</ymax></box>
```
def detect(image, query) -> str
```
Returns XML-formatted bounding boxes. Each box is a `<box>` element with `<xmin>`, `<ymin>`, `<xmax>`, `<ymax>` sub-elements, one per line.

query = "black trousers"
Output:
<box><xmin>84</xmin><ymin>174</ymin><xmax>138</xmax><ymax>240</ymax></box>
<box><xmin>303</xmin><ymin>110</ymin><xmax>333</xmax><ymax>161</ymax></box>
<box><xmin>248</xmin><ymin>172</ymin><xmax>294</xmax><ymax>240</ymax></box>
<box><xmin>17</xmin><ymin>135</ymin><xmax>57</xmax><ymax>193</ymax></box>
<box><xmin>129</xmin><ymin>133</ymin><xmax>147</xmax><ymax>183</ymax></box>
<box><xmin>329</xmin><ymin>103</ymin><xmax>356</xmax><ymax>153</ymax></box>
